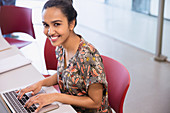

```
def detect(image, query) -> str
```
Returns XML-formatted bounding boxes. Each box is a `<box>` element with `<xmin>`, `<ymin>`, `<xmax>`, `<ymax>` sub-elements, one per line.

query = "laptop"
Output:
<box><xmin>0</xmin><ymin>87</ymin><xmax>60</xmax><ymax>113</ymax></box>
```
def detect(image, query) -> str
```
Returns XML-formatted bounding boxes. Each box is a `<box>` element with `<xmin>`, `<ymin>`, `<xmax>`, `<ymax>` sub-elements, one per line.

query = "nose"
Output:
<box><xmin>48</xmin><ymin>27</ymin><xmax>55</xmax><ymax>36</ymax></box>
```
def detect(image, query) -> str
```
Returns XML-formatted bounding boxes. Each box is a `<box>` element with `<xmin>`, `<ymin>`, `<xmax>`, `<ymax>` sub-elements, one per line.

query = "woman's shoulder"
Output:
<box><xmin>78</xmin><ymin>38</ymin><xmax>102</xmax><ymax>62</ymax></box>
<box><xmin>79</xmin><ymin>38</ymin><xmax>99</xmax><ymax>55</ymax></box>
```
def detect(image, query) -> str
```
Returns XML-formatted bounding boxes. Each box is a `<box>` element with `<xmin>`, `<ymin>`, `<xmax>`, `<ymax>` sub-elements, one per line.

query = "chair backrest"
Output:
<box><xmin>44</xmin><ymin>38</ymin><xmax>58</xmax><ymax>70</ymax></box>
<box><xmin>0</xmin><ymin>6</ymin><xmax>36</xmax><ymax>39</ymax></box>
<box><xmin>101</xmin><ymin>55</ymin><xmax>130</xmax><ymax>113</ymax></box>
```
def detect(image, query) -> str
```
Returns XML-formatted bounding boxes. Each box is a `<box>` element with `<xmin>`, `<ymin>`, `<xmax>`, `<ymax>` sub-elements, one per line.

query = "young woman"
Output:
<box><xmin>17</xmin><ymin>0</ymin><xmax>112</xmax><ymax>112</ymax></box>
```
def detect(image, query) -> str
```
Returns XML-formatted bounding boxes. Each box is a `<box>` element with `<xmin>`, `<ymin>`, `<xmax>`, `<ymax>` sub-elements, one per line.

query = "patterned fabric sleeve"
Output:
<box><xmin>84</xmin><ymin>48</ymin><xmax>107</xmax><ymax>92</ymax></box>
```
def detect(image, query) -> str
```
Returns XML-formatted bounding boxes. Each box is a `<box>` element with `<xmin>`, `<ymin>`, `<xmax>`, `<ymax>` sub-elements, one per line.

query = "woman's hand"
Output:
<box><xmin>16</xmin><ymin>81</ymin><xmax>43</xmax><ymax>100</ymax></box>
<box><xmin>24</xmin><ymin>93</ymin><xmax>56</xmax><ymax>112</ymax></box>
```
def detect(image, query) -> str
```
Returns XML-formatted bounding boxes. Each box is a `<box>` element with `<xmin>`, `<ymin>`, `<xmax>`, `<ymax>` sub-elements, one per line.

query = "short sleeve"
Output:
<box><xmin>84</xmin><ymin>50</ymin><xmax>107</xmax><ymax>91</ymax></box>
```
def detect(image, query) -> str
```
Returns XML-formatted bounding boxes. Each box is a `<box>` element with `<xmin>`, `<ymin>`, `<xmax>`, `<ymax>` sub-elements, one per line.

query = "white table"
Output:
<box><xmin>0</xmin><ymin>45</ymin><xmax>76</xmax><ymax>113</ymax></box>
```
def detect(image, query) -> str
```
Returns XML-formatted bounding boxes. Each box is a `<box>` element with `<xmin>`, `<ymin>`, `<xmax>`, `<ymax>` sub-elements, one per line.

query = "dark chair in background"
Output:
<box><xmin>0</xmin><ymin>6</ymin><xmax>36</xmax><ymax>49</ymax></box>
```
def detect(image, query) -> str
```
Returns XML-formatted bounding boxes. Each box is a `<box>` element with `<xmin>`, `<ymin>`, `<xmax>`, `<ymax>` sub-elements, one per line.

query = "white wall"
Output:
<box><xmin>150</xmin><ymin>0</ymin><xmax>170</xmax><ymax>19</ymax></box>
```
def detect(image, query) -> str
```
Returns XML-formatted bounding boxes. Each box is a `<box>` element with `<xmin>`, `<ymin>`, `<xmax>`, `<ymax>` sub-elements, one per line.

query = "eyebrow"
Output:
<box><xmin>51</xmin><ymin>20</ymin><xmax>62</xmax><ymax>23</ymax></box>
<box><xmin>42</xmin><ymin>21</ymin><xmax>47</xmax><ymax>24</ymax></box>
<box><xmin>42</xmin><ymin>20</ymin><xmax>62</xmax><ymax>24</ymax></box>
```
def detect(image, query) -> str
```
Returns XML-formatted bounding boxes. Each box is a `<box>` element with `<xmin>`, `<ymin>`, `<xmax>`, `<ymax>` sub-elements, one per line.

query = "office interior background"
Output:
<box><xmin>8</xmin><ymin>0</ymin><xmax>170</xmax><ymax>113</ymax></box>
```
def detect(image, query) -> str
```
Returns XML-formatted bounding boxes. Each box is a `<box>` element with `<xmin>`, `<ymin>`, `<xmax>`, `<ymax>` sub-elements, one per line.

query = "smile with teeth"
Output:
<box><xmin>50</xmin><ymin>35</ymin><xmax>60</xmax><ymax>42</ymax></box>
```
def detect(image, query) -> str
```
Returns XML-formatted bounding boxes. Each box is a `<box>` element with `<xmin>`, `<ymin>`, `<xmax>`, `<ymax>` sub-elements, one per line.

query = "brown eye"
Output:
<box><xmin>54</xmin><ymin>23</ymin><xmax>61</xmax><ymax>27</ymax></box>
<box><xmin>43</xmin><ymin>23</ymin><xmax>49</xmax><ymax>28</ymax></box>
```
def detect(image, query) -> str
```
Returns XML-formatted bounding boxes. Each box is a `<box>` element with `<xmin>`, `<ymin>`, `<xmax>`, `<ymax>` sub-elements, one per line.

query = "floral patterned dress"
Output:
<box><xmin>55</xmin><ymin>36</ymin><xmax>112</xmax><ymax>113</ymax></box>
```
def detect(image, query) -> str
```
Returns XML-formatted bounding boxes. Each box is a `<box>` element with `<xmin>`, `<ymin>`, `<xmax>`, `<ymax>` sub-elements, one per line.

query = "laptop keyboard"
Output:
<box><xmin>3</xmin><ymin>90</ymin><xmax>37</xmax><ymax>113</ymax></box>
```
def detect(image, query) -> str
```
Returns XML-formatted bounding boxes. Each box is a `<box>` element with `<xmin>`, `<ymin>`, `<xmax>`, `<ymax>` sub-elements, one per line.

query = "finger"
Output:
<box><xmin>17</xmin><ymin>89</ymin><xmax>25</xmax><ymax>100</ymax></box>
<box><xmin>16</xmin><ymin>90</ymin><xmax>19</xmax><ymax>93</ymax></box>
<box><xmin>25</xmin><ymin>96</ymin><xmax>39</xmax><ymax>108</ymax></box>
<box><xmin>17</xmin><ymin>87</ymin><xmax>33</xmax><ymax>99</ymax></box>
<box><xmin>24</xmin><ymin>98</ymin><xmax>30</xmax><ymax>108</ymax></box>
<box><xmin>32</xmin><ymin>88</ymin><xmax>41</xmax><ymax>95</ymax></box>
<box><xmin>16</xmin><ymin>90</ymin><xmax>19</xmax><ymax>98</ymax></box>
<box><xmin>16</xmin><ymin>89</ymin><xmax>21</xmax><ymax>95</ymax></box>
<box><xmin>35</xmin><ymin>105</ymin><xmax>43</xmax><ymax>113</ymax></box>
<box><xmin>25</xmin><ymin>98</ymin><xmax>35</xmax><ymax>108</ymax></box>
<box><xmin>19</xmin><ymin>90</ymin><xmax>28</xmax><ymax>100</ymax></box>
<box><xmin>31</xmin><ymin>92</ymin><xmax>35</xmax><ymax>96</ymax></box>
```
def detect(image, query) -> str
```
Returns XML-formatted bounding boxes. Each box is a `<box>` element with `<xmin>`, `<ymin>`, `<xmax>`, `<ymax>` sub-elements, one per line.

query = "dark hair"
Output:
<box><xmin>43</xmin><ymin>0</ymin><xmax>77</xmax><ymax>27</ymax></box>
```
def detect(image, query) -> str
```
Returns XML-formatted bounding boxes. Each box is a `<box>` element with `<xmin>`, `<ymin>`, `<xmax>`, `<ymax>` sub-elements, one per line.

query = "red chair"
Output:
<box><xmin>44</xmin><ymin>38</ymin><xmax>58</xmax><ymax>71</ymax></box>
<box><xmin>101</xmin><ymin>55</ymin><xmax>130</xmax><ymax>113</ymax></box>
<box><xmin>0</xmin><ymin>6</ymin><xmax>36</xmax><ymax>49</ymax></box>
<box><xmin>43</xmin><ymin>38</ymin><xmax>59</xmax><ymax>92</ymax></box>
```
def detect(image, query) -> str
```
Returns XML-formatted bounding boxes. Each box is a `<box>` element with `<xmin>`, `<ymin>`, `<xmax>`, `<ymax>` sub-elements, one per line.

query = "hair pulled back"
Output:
<box><xmin>43</xmin><ymin>0</ymin><xmax>77</xmax><ymax>27</ymax></box>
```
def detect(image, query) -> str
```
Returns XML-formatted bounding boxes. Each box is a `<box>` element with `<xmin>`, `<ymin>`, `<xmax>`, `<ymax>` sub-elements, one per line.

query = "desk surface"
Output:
<box><xmin>0</xmin><ymin>46</ymin><xmax>76</xmax><ymax>113</ymax></box>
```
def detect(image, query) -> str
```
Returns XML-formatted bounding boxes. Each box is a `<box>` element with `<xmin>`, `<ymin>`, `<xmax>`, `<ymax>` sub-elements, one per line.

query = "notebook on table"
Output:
<box><xmin>0</xmin><ymin>87</ymin><xmax>60</xmax><ymax>113</ymax></box>
<box><xmin>0</xmin><ymin>54</ymin><xmax>32</xmax><ymax>74</ymax></box>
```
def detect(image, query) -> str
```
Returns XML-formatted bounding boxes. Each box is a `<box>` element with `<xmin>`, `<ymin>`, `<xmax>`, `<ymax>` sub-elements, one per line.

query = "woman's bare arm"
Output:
<box><xmin>40</xmin><ymin>72</ymin><xmax>58</xmax><ymax>87</ymax></box>
<box><xmin>53</xmin><ymin>83</ymin><xmax>103</xmax><ymax>109</ymax></box>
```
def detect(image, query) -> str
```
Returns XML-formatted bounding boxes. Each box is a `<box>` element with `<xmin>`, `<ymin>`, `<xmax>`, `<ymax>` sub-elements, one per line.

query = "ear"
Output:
<box><xmin>69</xmin><ymin>19</ymin><xmax>75</xmax><ymax>31</ymax></box>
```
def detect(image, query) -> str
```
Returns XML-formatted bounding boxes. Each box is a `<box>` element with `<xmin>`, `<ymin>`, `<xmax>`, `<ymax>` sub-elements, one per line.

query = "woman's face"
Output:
<box><xmin>42</xmin><ymin>7</ymin><xmax>73</xmax><ymax>46</ymax></box>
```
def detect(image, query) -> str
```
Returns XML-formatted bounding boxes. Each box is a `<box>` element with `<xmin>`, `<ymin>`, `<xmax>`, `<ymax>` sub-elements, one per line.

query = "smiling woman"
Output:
<box><xmin>42</xmin><ymin>7</ymin><xmax>76</xmax><ymax>47</ymax></box>
<box><xmin>17</xmin><ymin>0</ymin><xmax>112</xmax><ymax>112</ymax></box>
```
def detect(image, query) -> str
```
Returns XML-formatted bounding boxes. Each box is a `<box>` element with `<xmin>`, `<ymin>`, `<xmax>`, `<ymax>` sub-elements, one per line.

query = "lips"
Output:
<box><xmin>50</xmin><ymin>35</ymin><xmax>60</xmax><ymax>42</ymax></box>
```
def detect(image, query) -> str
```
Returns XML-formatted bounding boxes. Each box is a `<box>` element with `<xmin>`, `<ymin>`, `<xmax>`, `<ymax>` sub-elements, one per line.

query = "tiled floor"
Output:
<box><xmin>15</xmin><ymin>0</ymin><xmax>170</xmax><ymax>113</ymax></box>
